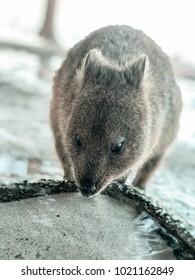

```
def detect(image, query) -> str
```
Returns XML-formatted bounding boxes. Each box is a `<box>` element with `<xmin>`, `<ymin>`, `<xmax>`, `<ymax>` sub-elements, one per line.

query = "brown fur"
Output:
<box><xmin>50</xmin><ymin>25</ymin><xmax>182</xmax><ymax>197</ymax></box>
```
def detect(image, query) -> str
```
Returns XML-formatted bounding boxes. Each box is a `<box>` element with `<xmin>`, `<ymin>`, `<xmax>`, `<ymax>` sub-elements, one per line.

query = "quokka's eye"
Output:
<box><xmin>110</xmin><ymin>141</ymin><xmax>125</xmax><ymax>155</ymax></box>
<box><xmin>75</xmin><ymin>135</ymin><xmax>82</xmax><ymax>147</ymax></box>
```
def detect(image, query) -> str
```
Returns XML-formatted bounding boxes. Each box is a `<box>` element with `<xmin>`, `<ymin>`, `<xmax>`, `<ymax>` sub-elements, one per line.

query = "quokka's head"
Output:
<box><xmin>66</xmin><ymin>49</ymin><xmax>151</xmax><ymax>197</ymax></box>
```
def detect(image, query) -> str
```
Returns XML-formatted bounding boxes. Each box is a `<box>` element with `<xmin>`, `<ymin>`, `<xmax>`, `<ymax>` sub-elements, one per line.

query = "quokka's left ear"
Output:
<box><xmin>124</xmin><ymin>55</ymin><xmax>148</xmax><ymax>89</ymax></box>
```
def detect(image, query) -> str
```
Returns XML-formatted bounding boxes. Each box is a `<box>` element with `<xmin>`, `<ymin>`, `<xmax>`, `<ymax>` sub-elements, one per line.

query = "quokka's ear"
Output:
<box><xmin>76</xmin><ymin>49</ymin><xmax>103</xmax><ymax>85</ymax></box>
<box><xmin>84</xmin><ymin>49</ymin><xmax>103</xmax><ymax>68</ymax></box>
<box><xmin>83</xmin><ymin>49</ymin><xmax>104</xmax><ymax>83</ymax></box>
<box><xmin>124</xmin><ymin>55</ymin><xmax>147</xmax><ymax>89</ymax></box>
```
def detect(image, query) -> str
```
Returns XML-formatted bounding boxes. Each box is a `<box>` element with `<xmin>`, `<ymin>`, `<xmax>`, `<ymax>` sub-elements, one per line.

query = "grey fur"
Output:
<box><xmin>50</xmin><ymin>25</ymin><xmax>182</xmax><ymax>197</ymax></box>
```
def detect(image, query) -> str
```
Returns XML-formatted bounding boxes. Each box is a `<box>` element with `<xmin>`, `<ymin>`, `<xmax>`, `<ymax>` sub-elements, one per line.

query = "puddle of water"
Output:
<box><xmin>126</xmin><ymin>212</ymin><xmax>175</xmax><ymax>260</ymax></box>
<box><xmin>126</xmin><ymin>212</ymin><xmax>195</xmax><ymax>260</ymax></box>
<box><xmin>0</xmin><ymin>154</ymin><xmax>43</xmax><ymax>177</ymax></box>
<box><xmin>0</xmin><ymin>154</ymin><xmax>27</xmax><ymax>176</ymax></box>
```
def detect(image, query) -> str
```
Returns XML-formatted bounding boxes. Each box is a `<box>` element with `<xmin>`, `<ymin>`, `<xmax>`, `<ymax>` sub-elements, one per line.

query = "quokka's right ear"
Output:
<box><xmin>83</xmin><ymin>49</ymin><xmax>103</xmax><ymax>82</ymax></box>
<box><xmin>84</xmin><ymin>49</ymin><xmax>102</xmax><ymax>68</ymax></box>
<box><xmin>76</xmin><ymin>49</ymin><xmax>104</xmax><ymax>85</ymax></box>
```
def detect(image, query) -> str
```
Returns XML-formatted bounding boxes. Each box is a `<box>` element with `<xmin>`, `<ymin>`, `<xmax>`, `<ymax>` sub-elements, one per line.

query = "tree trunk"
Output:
<box><xmin>39</xmin><ymin>0</ymin><xmax>57</xmax><ymax>42</ymax></box>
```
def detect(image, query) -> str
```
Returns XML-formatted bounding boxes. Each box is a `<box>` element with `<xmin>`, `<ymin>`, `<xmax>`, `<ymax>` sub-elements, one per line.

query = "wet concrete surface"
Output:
<box><xmin>1</xmin><ymin>179</ymin><xmax>195</xmax><ymax>259</ymax></box>
<box><xmin>0</xmin><ymin>192</ymin><xmax>176</xmax><ymax>260</ymax></box>
<box><xmin>0</xmin><ymin>49</ymin><xmax>195</xmax><ymax>259</ymax></box>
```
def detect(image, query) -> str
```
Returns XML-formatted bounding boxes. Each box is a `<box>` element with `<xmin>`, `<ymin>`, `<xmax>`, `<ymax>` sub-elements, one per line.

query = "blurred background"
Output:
<box><xmin>0</xmin><ymin>0</ymin><xmax>195</xmax><ymax>75</ymax></box>
<box><xmin>0</xmin><ymin>0</ymin><xmax>195</xmax><ymax>235</ymax></box>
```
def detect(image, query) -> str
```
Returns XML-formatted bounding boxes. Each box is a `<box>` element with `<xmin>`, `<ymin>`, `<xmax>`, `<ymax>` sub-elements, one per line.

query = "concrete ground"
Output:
<box><xmin>0</xmin><ymin>192</ymin><xmax>175</xmax><ymax>260</ymax></box>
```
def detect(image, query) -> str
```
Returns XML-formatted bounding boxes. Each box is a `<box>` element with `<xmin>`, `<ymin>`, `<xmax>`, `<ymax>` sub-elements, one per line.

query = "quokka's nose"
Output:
<box><xmin>79</xmin><ymin>178</ymin><xmax>97</xmax><ymax>197</ymax></box>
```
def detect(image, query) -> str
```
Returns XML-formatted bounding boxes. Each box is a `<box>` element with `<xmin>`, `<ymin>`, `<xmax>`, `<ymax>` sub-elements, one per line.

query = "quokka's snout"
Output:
<box><xmin>78</xmin><ymin>178</ymin><xmax>98</xmax><ymax>197</ymax></box>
